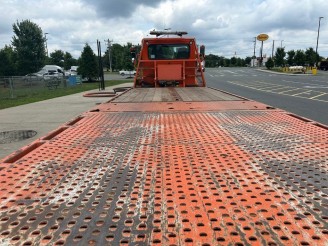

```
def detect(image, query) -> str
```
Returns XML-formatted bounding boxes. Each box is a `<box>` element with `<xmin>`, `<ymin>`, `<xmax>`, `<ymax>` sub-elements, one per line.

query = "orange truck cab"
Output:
<box><xmin>133</xmin><ymin>31</ymin><xmax>206</xmax><ymax>87</ymax></box>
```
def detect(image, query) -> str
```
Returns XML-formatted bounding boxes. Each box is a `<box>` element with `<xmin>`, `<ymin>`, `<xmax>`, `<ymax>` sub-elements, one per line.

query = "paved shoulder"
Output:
<box><xmin>0</xmin><ymin>83</ymin><xmax>133</xmax><ymax>159</ymax></box>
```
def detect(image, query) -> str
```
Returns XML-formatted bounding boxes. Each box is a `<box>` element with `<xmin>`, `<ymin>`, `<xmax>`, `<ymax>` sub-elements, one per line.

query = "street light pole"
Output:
<box><xmin>315</xmin><ymin>17</ymin><xmax>324</xmax><ymax>67</ymax></box>
<box><xmin>260</xmin><ymin>41</ymin><xmax>263</xmax><ymax>67</ymax></box>
<box><xmin>253</xmin><ymin>37</ymin><xmax>256</xmax><ymax>67</ymax></box>
<box><xmin>253</xmin><ymin>37</ymin><xmax>256</xmax><ymax>57</ymax></box>
<box><xmin>44</xmin><ymin>33</ymin><xmax>49</xmax><ymax>57</ymax></box>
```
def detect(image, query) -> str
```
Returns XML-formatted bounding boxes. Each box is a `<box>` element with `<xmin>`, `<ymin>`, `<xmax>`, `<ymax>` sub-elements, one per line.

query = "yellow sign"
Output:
<box><xmin>257</xmin><ymin>34</ymin><xmax>269</xmax><ymax>41</ymax></box>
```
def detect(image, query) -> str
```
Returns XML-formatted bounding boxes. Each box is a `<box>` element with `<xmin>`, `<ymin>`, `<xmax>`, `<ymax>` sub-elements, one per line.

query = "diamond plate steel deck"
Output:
<box><xmin>0</xmin><ymin>88</ymin><xmax>327</xmax><ymax>245</ymax></box>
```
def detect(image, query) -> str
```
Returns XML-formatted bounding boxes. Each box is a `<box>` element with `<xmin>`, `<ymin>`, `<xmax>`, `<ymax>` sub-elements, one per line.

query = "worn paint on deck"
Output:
<box><xmin>0</xmin><ymin>88</ymin><xmax>327</xmax><ymax>245</ymax></box>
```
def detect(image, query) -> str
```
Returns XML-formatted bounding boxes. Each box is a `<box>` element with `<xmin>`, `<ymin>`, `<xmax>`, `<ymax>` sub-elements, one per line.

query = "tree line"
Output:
<box><xmin>266</xmin><ymin>47</ymin><xmax>321</xmax><ymax>69</ymax></box>
<box><xmin>204</xmin><ymin>54</ymin><xmax>252</xmax><ymax>67</ymax></box>
<box><xmin>0</xmin><ymin>19</ymin><xmax>138</xmax><ymax>80</ymax></box>
<box><xmin>2</xmin><ymin>19</ymin><xmax>325</xmax><ymax>78</ymax></box>
<box><xmin>205</xmin><ymin>46</ymin><xmax>324</xmax><ymax>69</ymax></box>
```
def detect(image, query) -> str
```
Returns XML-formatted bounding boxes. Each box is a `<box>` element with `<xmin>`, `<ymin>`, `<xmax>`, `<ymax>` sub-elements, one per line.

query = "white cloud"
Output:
<box><xmin>192</xmin><ymin>19</ymin><xmax>206</xmax><ymax>28</ymax></box>
<box><xmin>0</xmin><ymin>0</ymin><xmax>327</xmax><ymax>58</ymax></box>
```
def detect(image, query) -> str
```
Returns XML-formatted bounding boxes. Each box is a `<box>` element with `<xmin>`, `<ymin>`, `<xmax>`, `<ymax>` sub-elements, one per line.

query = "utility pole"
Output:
<box><xmin>272</xmin><ymin>40</ymin><xmax>275</xmax><ymax>58</ymax></box>
<box><xmin>97</xmin><ymin>40</ymin><xmax>105</xmax><ymax>90</ymax></box>
<box><xmin>316</xmin><ymin>17</ymin><xmax>324</xmax><ymax>67</ymax></box>
<box><xmin>253</xmin><ymin>37</ymin><xmax>256</xmax><ymax>67</ymax></box>
<box><xmin>105</xmin><ymin>39</ymin><xmax>113</xmax><ymax>72</ymax></box>
<box><xmin>260</xmin><ymin>41</ymin><xmax>263</xmax><ymax>67</ymax></box>
<box><xmin>253</xmin><ymin>37</ymin><xmax>256</xmax><ymax>58</ymax></box>
<box><xmin>44</xmin><ymin>33</ymin><xmax>49</xmax><ymax>57</ymax></box>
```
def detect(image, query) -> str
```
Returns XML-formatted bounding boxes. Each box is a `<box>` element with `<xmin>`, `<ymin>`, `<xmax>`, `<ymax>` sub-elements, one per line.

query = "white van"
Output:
<box><xmin>38</xmin><ymin>65</ymin><xmax>64</xmax><ymax>75</ymax></box>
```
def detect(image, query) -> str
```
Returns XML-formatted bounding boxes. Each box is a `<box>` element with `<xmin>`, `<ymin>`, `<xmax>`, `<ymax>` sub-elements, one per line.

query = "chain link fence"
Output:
<box><xmin>0</xmin><ymin>75</ymin><xmax>82</xmax><ymax>99</ymax></box>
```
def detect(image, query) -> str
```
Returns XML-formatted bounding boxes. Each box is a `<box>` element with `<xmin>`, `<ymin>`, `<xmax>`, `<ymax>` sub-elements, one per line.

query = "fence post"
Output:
<box><xmin>63</xmin><ymin>75</ymin><xmax>67</xmax><ymax>88</ymax></box>
<box><xmin>9</xmin><ymin>77</ymin><xmax>14</xmax><ymax>99</ymax></box>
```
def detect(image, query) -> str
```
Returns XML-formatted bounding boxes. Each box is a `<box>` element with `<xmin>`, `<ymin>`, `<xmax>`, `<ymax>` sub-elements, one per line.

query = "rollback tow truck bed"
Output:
<box><xmin>0</xmin><ymin>87</ymin><xmax>327</xmax><ymax>245</ymax></box>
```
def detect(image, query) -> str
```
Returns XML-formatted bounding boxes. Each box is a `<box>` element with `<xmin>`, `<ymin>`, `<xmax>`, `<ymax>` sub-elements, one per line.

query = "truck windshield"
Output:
<box><xmin>148</xmin><ymin>44</ymin><xmax>190</xmax><ymax>60</ymax></box>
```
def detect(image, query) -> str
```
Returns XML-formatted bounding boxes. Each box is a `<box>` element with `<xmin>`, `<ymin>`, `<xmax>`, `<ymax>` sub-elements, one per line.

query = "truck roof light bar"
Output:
<box><xmin>149</xmin><ymin>30</ymin><xmax>188</xmax><ymax>37</ymax></box>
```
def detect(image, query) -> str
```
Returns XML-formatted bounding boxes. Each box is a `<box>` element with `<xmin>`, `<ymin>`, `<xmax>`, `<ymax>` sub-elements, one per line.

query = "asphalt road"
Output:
<box><xmin>205</xmin><ymin>67</ymin><xmax>328</xmax><ymax>125</ymax></box>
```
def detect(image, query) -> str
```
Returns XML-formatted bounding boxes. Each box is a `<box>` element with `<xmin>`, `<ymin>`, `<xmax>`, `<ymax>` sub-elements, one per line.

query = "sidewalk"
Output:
<box><xmin>0</xmin><ymin>82</ymin><xmax>133</xmax><ymax>159</ymax></box>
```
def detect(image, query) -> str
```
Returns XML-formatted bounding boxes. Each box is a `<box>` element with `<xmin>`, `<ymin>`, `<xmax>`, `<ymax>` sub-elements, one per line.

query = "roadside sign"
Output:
<box><xmin>76</xmin><ymin>75</ymin><xmax>82</xmax><ymax>84</ymax></box>
<box><xmin>257</xmin><ymin>34</ymin><xmax>269</xmax><ymax>41</ymax></box>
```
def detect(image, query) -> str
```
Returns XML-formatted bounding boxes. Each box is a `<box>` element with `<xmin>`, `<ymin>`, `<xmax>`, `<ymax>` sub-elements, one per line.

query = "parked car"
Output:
<box><xmin>42</xmin><ymin>71</ymin><xmax>63</xmax><ymax>89</ymax></box>
<box><xmin>24</xmin><ymin>73</ymin><xmax>43</xmax><ymax>82</ymax></box>
<box><xmin>43</xmin><ymin>71</ymin><xmax>62</xmax><ymax>80</ymax></box>
<box><xmin>119</xmin><ymin>70</ymin><xmax>136</xmax><ymax>76</ymax></box>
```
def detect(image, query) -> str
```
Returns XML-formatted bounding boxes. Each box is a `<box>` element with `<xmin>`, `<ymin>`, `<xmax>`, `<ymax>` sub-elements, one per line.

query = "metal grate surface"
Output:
<box><xmin>0</xmin><ymin>109</ymin><xmax>327</xmax><ymax>246</ymax></box>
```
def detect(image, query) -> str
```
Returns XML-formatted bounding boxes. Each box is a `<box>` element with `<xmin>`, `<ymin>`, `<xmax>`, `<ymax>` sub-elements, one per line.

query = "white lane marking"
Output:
<box><xmin>309</xmin><ymin>92</ymin><xmax>327</xmax><ymax>99</ymax></box>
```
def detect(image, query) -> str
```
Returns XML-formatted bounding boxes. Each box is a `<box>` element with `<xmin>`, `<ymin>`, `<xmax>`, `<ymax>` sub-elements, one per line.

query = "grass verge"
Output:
<box><xmin>0</xmin><ymin>80</ymin><xmax>132</xmax><ymax>109</ymax></box>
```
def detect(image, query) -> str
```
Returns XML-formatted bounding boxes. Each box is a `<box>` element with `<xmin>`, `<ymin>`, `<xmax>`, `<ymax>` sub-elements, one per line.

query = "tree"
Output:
<box><xmin>77</xmin><ymin>43</ymin><xmax>98</xmax><ymax>81</ymax></box>
<box><xmin>0</xmin><ymin>45</ymin><xmax>16</xmax><ymax>76</ymax></box>
<box><xmin>12</xmin><ymin>20</ymin><xmax>46</xmax><ymax>75</ymax></box>
<box><xmin>109</xmin><ymin>43</ymin><xmax>142</xmax><ymax>71</ymax></box>
<box><xmin>266</xmin><ymin>57</ymin><xmax>274</xmax><ymax>70</ymax></box>
<box><xmin>111</xmin><ymin>43</ymin><xmax>125</xmax><ymax>71</ymax></box>
<box><xmin>205</xmin><ymin>54</ymin><xmax>219</xmax><ymax>67</ymax></box>
<box><xmin>245</xmin><ymin>57</ymin><xmax>252</xmax><ymax>66</ymax></box>
<box><xmin>294</xmin><ymin>50</ymin><xmax>305</xmax><ymax>66</ymax></box>
<box><xmin>218</xmin><ymin>56</ymin><xmax>226</xmax><ymax>67</ymax></box>
<box><xmin>236</xmin><ymin>57</ymin><xmax>245</xmax><ymax>67</ymax></box>
<box><xmin>122</xmin><ymin>43</ymin><xmax>135</xmax><ymax>70</ymax></box>
<box><xmin>50</xmin><ymin>50</ymin><xmax>77</xmax><ymax>70</ymax></box>
<box><xmin>305</xmin><ymin>47</ymin><xmax>317</xmax><ymax>66</ymax></box>
<box><xmin>287</xmin><ymin>50</ymin><xmax>295</xmax><ymax>66</ymax></box>
<box><xmin>230</xmin><ymin>57</ymin><xmax>237</xmax><ymax>66</ymax></box>
<box><xmin>50</xmin><ymin>50</ymin><xmax>65</xmax><ymax>67</ymax></box>
<box><xmin>274</xmin><ymin>47</ymin><xmax>286</xmax><ymax>67</ymax></box>
<box><xmin>223</xmin><ymin>58</ymin><xmax>231</xmax><ymax>67</ymax></box>
<box><xmin>63</xmin><ymin>52</ymin><xmax>77</xmax><ymax>70</ymax></box>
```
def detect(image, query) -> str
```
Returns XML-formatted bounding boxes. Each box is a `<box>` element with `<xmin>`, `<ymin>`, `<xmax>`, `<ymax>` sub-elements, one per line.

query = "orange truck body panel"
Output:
<box><xmin>0</xmin><ymin>33</ymin><xmax>327</xmax><ymax>245</ymax></box>
<box><xmin>134</xmin><ymin>36</ymin><xmax>206</xmax><ymax>87</ymax></box>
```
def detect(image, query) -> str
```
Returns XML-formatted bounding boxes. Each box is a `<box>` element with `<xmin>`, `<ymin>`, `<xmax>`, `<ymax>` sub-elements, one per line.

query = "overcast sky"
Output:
<box><xmin>1</xmin><ymin>0</ymin><xmax>328</xmax><ymax>59</ymax></box>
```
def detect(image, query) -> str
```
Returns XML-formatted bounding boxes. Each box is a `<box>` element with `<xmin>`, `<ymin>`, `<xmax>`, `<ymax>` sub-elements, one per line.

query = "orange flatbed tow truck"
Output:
<box><xmin>0</xmin><ymin>31</ymin><xmax>327</xmax><ymax>246</ymax></box>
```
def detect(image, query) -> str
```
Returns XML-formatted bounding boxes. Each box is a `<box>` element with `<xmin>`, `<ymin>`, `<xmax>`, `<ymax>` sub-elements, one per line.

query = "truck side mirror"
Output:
<box><xmin>200</xmin><ymin>45</ymin><xmax>205</xmax><ymax>57</ymax></box>
<box><xmin>130</xmin><ymin>47</ymin><xmax>136</xmax><ymax>59</ymax></box>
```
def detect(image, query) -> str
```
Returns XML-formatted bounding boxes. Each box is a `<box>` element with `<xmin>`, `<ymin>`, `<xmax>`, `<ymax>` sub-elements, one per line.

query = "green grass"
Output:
<box><xmin>270</xmin><ymin>67</ymin><xmax>284</xmax><ymax>73</ymax></box>
<box><xmin>0</xmin><ymin>80</ymin><xmax>132</xmax><ymax>109</ymax></box>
